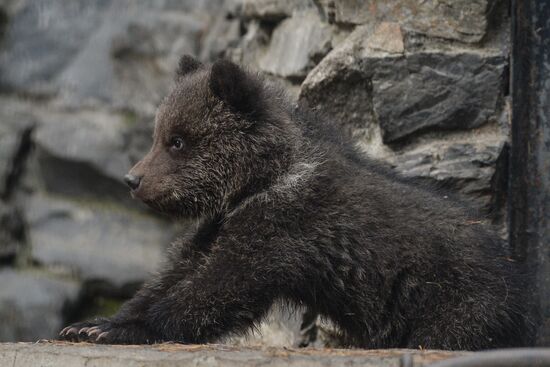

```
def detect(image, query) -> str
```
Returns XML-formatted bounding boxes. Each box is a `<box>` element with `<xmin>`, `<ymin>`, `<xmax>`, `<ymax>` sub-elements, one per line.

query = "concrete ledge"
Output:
<box><xmin>0</xmin><ymin>341</ymin><xmax>466</xmax><ymax>367</ymax></box>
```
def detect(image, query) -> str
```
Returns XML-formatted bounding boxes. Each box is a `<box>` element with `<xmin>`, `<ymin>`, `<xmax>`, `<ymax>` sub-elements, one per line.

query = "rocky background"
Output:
<box><xmin>0</xmin><ymin>0</ymin><xmax>511</xmax><ymax>346</ymax></box>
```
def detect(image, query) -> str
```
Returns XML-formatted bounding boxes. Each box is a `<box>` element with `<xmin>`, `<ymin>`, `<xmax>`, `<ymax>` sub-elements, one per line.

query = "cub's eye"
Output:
<box><xmin>170</xmin><ymin>136</ymin><xmax>185</xmax><ymax>151</ymax></box>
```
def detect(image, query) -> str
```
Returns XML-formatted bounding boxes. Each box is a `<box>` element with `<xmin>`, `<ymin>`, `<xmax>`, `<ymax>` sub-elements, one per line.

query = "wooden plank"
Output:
<box><xmin>0</xmin><ymin>342</ymin><xmax>465</xmax><ymax>367</ymax></box>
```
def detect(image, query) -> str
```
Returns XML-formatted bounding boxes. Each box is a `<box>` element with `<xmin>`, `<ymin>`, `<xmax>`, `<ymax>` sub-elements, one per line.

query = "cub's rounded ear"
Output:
<box><xmin>177</xmin><ymin>55</ymin><xmax>202</xmax><ymax>77</ymax></box>
<box><xmin>209</xmin><ymin>59</ymin><xmax>262</xmax><ymax>115</ymax></box>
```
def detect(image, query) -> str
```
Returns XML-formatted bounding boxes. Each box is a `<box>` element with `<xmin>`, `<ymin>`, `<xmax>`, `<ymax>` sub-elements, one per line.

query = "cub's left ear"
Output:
<box><xmin>209</xmin><ymin>59</ymin><xmax>263</xmax><ymax>115</ymax></box>
<box><xmin>177</xmin><ymin>55</ymin><xmax>202</xmax><ymax>77</ymax></box>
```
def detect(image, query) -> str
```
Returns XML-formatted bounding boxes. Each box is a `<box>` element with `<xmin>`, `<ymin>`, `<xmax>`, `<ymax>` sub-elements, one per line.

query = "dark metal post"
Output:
<box><xmin>510</xmin><ymin>0</ymin><xmax>550</xmax><ymax>345</ymax></box>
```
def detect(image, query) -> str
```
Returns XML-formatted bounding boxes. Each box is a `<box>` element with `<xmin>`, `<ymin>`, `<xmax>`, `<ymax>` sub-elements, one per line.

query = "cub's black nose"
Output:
<box><xmin>124</xmin><ymin>174</ymin><xmax>142</xmax><ymax>190</ymax></box>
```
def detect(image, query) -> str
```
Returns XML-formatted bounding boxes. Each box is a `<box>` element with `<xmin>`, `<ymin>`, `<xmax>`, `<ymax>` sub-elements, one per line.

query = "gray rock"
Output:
<box><xmin>299</xmin><ymin>26</ymin><xmax>377</xmax><ymax>133</ymax></box>
<box><xmin>318</xmin><ymin>0</ymin><xmax>494</xmax><ymax>43</ymax></box>
<box><xmin>373</xmin><ymin>52</ymin><xmax>506</xmax><ymax>143</ymax></box>
<box><xmin>259</xmin><ymin>11</ymin><xmax>334</xmax><ymax>80</ymax></box>
<box><xmin>199</xmin><ymin>13</ymin><xmax>241</xmax><ymax>62</ymax></box>
<box><xmin>105</xmin><ymin>10</ymin><xmax>204</xmax><ymax>114</ymax></box>
<box><xmin>301</xmin><ymin>27</ymin><xmax>506</xmax><ymax>143</ymax></box>
<box><xmin>366</xmin><ymin>22</ymin><xmax>404</xmax><ymax>54</ymax></box>
<box><xmin>241</xmin><ymin>0</ymin><xmax>314</xmax><ymax>20</ymax></box>
<box><xmin>25</xmin><ymin>193</ymin><xmax>174</xmax><ymax>287</ymax></box>
<box><xmin>0</xmin><ymin>0</ymin><xmax>112</xmax><ymax>95</ymax></box>
<box><xmin>392</xmin><ymin>129</ymin><xmax>506</xmax><ymax>206</ymax></box>
<box><xmin>28</xmin><ymin>108</ymin><xmax>139</xmax><ymax>207</ymax></box>
<box><xmin>0</xmin><ymin>97</ymin><xmax>147</xmax><ymax>208</ymax></box>
<box><xmin>34</xmin><ymin>109</ymin><xmax>131</xmax><ymax>183</ymax></box>
<box><xmin>0</xmin><ymin>0</ymin><xmax>209</xmax><ymax>114</ymax></box>
<box><xmin>0</xmin><ymin>269</ymin><xmax>79</xmax><ymax>342</ymax></box>
<box><xmin>302</xmin><ymin>26</ymin><xmax>507</xmax><ymax>207</ymax></box>
<box><xmin>137</xmin><ymin>0</ymin><xmax>226</xmax><ymax>12</ymax></box>
<box><xmin>227</xmin><ymin>20</ymin><xmax>271</xmax><ymax>68</ymax></box>
<box><xmin>301</xmin><ymin>67</ymin><xmax>374</xmax><ymax>134</ymax></box>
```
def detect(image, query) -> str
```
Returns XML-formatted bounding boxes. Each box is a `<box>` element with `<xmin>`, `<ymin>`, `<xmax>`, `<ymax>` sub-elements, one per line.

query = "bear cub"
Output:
<box><xmin>59</xmin><ymin>55</ymin><xmax>532</xmax><ymax>350</ymax></box>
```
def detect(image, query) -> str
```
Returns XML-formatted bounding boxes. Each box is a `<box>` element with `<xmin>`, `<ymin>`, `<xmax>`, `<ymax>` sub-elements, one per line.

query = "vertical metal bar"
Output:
<box><xmin>510</xmin><ymin>0</ymin><xmax>550</xmax><ymax>345</ymax></box>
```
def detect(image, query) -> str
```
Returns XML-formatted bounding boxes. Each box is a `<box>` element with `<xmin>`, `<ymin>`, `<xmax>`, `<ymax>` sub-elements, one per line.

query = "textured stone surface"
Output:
<box><xmin>227</xmin><ymin>20</ymin><xmax>271</xmax><ymax>68</ymax></box>
<box><xmin>259</xmin><ymin>11</ymin><xmax>334</xmax><ymax>79</ymax></box>
<box><xmin>300</xmin><ymin>23</ymin><xmax>508</xmax><ymax>209</ymax></box>
<box><xmin>24</xmin><ymin>193</ymin><xmax>174</xmax><ymax>287</ymax></box>
<box><xmin>199</xmin><ymin>14</ymin><xmax>241</xmax><ymax>61</ymax></box>
<box><xmin>105</xmin><ymin>10</ymin><xmax>204</xmax><ymax>114</ymax></box>
<box><xmin>367</xmin><ymin>22</ymin><xmax>404</xmax><ymax>54</ymax></box>
<box><xmin>392</xmin><ymin>130</ymin><xmax>507</xmax><ymax>205</ymax></box>
<box><xmin>34</xmin><ymin>109</ymin><xmax>131</xmax><ymax>184</ymax></box>
<box><xmin>302</xmin><ymin>27</ymin><xmax>506</xmax><ymax>143</ymax></box>
<box><xmin>19</xmin><ymin>108</ymin><xmax>145</xmax><ymax>209</ymax></box>
<box><xmin>373</xmin><ymin>52</ymin><xmax>506</xmax><ymax>143</ymax></box>
<box><xmin>299</xmin><ymin>26</ymin><xmax>376</xmax><ymax>132</ymax></box>
<box><xmin>0</xmin><ymin>270</ymin><xmax>79</xmax><ymax>342</ymax></box>
<box><xmin>241</xmin><ymin>0</ymin><xmax>314</xmax><ymax>20</ymax></box>
<box><xmin>318</xmin><ymin>0</ymin><xmax>494</xmax><ymax>43</ymax></box>
<box><xmin>0</xmin><ymin>0</ymin><xmax>111</xmax><ymax>95</ymax></box>
<box><xmin>0</xmin><ymin>0</ymin><xmax>210</xmax><ymax>114</ymax></box>
<box><xmin>0</xmin><ymin>342</ymin><xmax>466</xmax><ymax>367</ymax></box>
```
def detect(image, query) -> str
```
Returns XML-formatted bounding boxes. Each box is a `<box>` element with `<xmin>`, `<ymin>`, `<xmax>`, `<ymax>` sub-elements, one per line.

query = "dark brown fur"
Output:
<box><xmin>59</xmin><ymin>56</ymin><xmax>533</xmax><ymax>350</ymax></box>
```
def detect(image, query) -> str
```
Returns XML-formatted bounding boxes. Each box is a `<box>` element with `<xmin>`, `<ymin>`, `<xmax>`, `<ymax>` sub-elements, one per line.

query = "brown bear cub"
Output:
<box><xmin>59</xmin><ymin>55</ymin><xmax>532</xmax><ymax>350</ymax></box>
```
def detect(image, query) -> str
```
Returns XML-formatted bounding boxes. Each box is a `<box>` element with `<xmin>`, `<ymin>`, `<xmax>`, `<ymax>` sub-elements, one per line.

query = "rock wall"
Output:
<box><xmin>0</xmin><ymin>0</ymin><xmax>511</xmax><ymax>345</ymax></box>
<box><xmin>227</xmin><ymin>0</ymin><xmax>510</xmax><ymax>213</ymax></box>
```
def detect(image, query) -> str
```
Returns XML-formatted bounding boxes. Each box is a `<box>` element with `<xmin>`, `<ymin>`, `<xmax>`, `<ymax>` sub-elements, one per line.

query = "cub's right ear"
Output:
<box><xmin>176</xmin><ymin>55</ymin><xmax>202</xmax><ymax>77</ymax></box>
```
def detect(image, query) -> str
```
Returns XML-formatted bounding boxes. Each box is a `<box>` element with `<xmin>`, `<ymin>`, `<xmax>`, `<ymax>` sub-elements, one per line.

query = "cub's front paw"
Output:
<box><xmin>59</xmin><ymin>319</ymin><xmax>159</xmax><ymax>344</ymax></box>
<box><xmin>58</xmin><ymin>318</ymin><xmax>109</xmax><ymax>342</ymax></box>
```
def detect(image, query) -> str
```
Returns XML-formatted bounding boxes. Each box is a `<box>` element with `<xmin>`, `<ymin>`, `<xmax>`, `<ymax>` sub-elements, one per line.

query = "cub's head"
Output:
<box><xmin>124</xmin><ymin>56</ymin><xmax>292</xmax><ymax>218</ymax></box>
